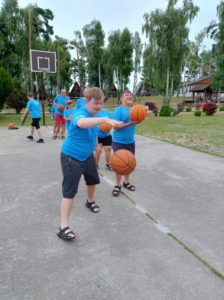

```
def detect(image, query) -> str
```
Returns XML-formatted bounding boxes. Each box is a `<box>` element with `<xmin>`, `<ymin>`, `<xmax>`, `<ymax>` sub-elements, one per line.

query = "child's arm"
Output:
<box><xmin>77</xmin><ymin>117</ymin><xmax>122</xmax><ymax>129</ymax></box>
<box><xmin>113</xmin><ymin>120</ymin><xmax>138</xmax><ymax>130</ymax></box>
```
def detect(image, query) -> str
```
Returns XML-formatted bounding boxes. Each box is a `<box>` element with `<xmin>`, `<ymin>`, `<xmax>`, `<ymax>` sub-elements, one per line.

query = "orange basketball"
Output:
<box><xmin>130</xmin><ymin>105</ymin><xmax>147</xmax><ymax>122</ymax></box>
<box><xmin>111</xmin><ymin>149</ymin><xmax>136</xmax><ymax>175</ymax></box>
<box><xmin>58</xmin><ymin>104</ymin><xmax>65</xmax><ymax>111</ymax></box>
<box><xmin>100</xmin><ymin>123</ymin><xmax>112</xmax><ymax>132</ymax></box>
<box><xmin>8</xmin><ymin>122</ymin><xmax>15</xmax><ymax>129</ymax></box>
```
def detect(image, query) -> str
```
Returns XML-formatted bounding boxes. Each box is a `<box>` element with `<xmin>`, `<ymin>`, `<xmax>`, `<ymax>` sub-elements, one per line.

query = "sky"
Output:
<box><xmin>9</xmin><ymin>0</ymin><xmax>220</xmax><ymax>49</ymax></box>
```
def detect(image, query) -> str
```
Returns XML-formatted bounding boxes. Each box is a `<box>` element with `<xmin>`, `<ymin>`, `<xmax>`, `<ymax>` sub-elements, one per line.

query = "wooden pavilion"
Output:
<box><xmin>69</xmin><ymin>81</ymin><xmax>83</xmax><ymax>99</ymax></box>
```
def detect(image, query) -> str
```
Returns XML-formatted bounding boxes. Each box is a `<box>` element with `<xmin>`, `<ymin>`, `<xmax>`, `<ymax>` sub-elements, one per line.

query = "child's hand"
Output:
<box><xmin>67</xmin><ymin>115</ymin><xmax>73</xmax><ymax>121</ymax></box>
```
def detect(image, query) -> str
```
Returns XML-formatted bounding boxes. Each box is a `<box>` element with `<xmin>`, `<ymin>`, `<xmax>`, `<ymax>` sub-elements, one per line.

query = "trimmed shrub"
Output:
<box><xmin>144</xmin><ymin>101</ymin><xmax>158</xmax><ymax>116</ymax></box>
<box><xmin>186</xmin><ymin>106</ymin><xmax>192</xmax><ymax>112</ymax></box>
<box><xmin>195</xmin><ymin>103</ymin><xmax>204</xmax><ymax>110</ymax></box>
<box><xmin>219</xmin><ymin>106</ymin><xmax>224</xmax><ymax>111</ymax></box>
<box><xmin>203</xmin><ymin>102</ymin><xmax>217</xmax><ymax>115</ymax></box>
<box><xmin>159</xmin><ymin>104</ymin><xmax>171</xmax><ymax>117</ymax></box>
<box><xmin>194</xmin><ymin>110</ymin><xmax>202</xmax><ymax>117</ymax></box>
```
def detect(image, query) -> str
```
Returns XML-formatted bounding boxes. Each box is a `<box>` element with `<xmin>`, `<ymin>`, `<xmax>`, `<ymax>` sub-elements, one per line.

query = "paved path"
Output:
<box><xmin>0</xmin><ymin>126</ymin><xmax>224</xmax><ymax>300</ymax></box>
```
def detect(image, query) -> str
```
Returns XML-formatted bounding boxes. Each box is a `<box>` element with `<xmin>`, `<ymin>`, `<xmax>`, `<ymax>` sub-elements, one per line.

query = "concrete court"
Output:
<box><xmin>0</xmin><ymin>125</ymin><xmax>224</xmax><ymax>300</ymax></box>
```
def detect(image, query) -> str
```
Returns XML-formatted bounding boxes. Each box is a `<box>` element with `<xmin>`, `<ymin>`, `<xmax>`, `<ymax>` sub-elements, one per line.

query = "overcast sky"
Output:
<box><xmin>1</xmin><ymin>0</ymin><xmax>220</xmax><ymax>49</ymax></box>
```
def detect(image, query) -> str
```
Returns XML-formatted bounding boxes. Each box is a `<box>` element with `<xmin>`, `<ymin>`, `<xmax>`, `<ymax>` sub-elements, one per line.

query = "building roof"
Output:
<box><xmin>190</xmin><ymin>84</ymin><xmax>210</xmax><ymax>92</ymax></box>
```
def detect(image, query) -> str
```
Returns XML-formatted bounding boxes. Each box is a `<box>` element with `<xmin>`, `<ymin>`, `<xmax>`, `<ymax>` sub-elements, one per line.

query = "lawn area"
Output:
<box><xmin>137</xmin><ymin>111</ymin><xmax>224</xmax><ymax>158</ymax></box>
<box><xmin>1</xmin><ymin>96</ymin><xmax>224</xmax><ymax>158</ymax></box>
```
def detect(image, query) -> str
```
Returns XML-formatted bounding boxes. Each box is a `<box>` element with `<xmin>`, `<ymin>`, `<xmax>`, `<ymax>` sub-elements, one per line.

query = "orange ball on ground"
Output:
<box><xmin>8</xmin><ymin>122</ymin><xmax>15</xmax><ymax>129</ymax></box>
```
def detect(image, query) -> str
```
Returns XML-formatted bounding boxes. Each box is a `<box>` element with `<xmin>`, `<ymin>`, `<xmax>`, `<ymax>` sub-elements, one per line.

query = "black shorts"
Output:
<box><xmin>112</xmin><ymin>141</ymin><xmax>135</xmax><ymax>154</ymax></box>
<box><xmin>31</xmin><ymin>118</ymin><xmax>41</xmax><ymax>129</ymax></box>
<box><xmin>60</xmin><ymin>152</ymin><xmax>100</xmax><ymax>198</ymax></box>
<box><xmin>98</xmin><ymin>135</ymin><xmax>112</xmax><ymax>146</ymax></box>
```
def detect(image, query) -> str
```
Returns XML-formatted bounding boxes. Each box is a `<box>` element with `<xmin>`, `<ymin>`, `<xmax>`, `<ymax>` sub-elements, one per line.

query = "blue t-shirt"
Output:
<box><xmin>51</xmin><ymin>104</ymin><xmax>57</xmax><ymax>122</ymax></box>
<box><xmin>26</xmin><ymin>99</ymin><xmax>41</xmax><ymax>118</ymax></box>
<box><xmin>61</xmin><ymin>107</ymin><xmax>99</xmax><ymax>161</ymax></box>
<box><xmin>112</xmin><ymin>105</ymin><xmax>136</xmax><ymax>144</ymax></box>
<box><xmin>64</xmin><ymin>108</ymin><xmax>75</xmax><ymax>130</ymax></box>
<box><xmin>54</xmin><ymin>94</ymin><xmax>69</xmax><ymax>115</ymax></box>
<box><xmin>96</xmin><ymin>109</ymin><xmax>112</xmax><ymax>138</ymax></box>
<box><xmin>75</xmin><ymin>98</ymin><xmax>86</xmax><ymax>109</ymax></box>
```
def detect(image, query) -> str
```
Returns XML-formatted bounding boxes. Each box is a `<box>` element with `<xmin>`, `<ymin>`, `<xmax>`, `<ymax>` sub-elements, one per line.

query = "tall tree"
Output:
<box><xmin>70</xmin><ymin>30</ymin><xmax>86</xmax><ymax>90</ymax></box>
<box><xmin>83</xmin><ymin>20</ymin><xmax>105</xmax><ymax>87</ymax></box>
<box><xmin>132</xmin><ymin>32</ymin><xmax>142</xmax><ymax>93</ymax></box>
<box><xmin>206</xmin><ymin>2</ymin><xmax>224</xmax><ymax>94</ymax></box>
<box><xmin>142</xmin><ymin>0</ymin><xmax>199</xmax><ymax>102</ymax></box>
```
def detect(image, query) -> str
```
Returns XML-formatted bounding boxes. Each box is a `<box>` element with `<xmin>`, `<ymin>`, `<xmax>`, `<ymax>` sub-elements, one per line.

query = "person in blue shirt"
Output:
<box><xmin>57</xmin><ymin>87</ymin><xmax>122</xmax><ymax>241</ymax></box>
<box><xmin>54</xmin><ymin>89</ymin><xmax>69</xmax><ymax>139</ymax></box>
<box><xmin>94</xmin><ymin>108</ymin><xmax>113</xmax><ymax>171</ymax></box>
<box><xmin>111</xmin><ymin>90</ymin><xmax>139</xmax><ymax>196</ymax></box>
<box><xmin>21</xmin><ymin>92</ymin><xmax>44</xmax><ymax>143</ymax></box>
<box><xmin>75</xmin><ymin>96</ymin><xmax>86</xmax><ymax>109</ymax></box>
<box><xmin>63</xmin><ymin>99</ymin><xmax>75</xmax><ymax>132</ymax></box>
<box><xmin>51</xmin><ymin>104</ymin><xmax>58</xmax><ymax>139</ymax></box>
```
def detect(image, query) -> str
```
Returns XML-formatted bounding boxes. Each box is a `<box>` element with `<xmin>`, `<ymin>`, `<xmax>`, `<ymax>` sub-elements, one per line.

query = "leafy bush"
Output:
<box><xmin>173</xmin><ymin>102</ymin><xmax>184</xmax><ymax>116</ymax></box>
<box><xmin>194</xmin><ymin>110</ymin><xmax>202</xmax><ymax>117</ymax></box>
<box><xmin>195</xmin><ymin>103</ymin><xmax>204</xmax><ymax>110</ymax></box>
<box><xmin>144</xmin><ymin>101</ymin><xmax>158</xmax><ymax>116</ymax></box>
<box><xmin>202</xmin><ymin>102</ymin><xmax>217</xmax><ymax>115</ymax></box>
<box><xmin>159</xmin><ymin>104</ymin><xmax>171</xmax><ymax>117</ymax></box>
<box><xmin>186</xmin><ymin>106</ymin><xmax>192</xmax><ymax>112</ymax></box>
<box><xmin>219</xmin><ymin>106</ymin><xmax>224</xmax><ymax>111</ymax></box>
<box><xmin>6</xmin><ymin>78</ymin><xmax>27</xmax><ymax>113</ymax></box>
<box><xmin>0</xmin><ymin>67</ymin><xmax>13</xmax><ymax>110</ymax></box>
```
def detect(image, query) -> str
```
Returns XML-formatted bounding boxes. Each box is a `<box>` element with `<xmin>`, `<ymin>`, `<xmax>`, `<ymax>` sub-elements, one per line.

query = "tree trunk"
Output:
<box><xmin>164</xmin><ymin>66</ymin><xmax>170</xmax><ymax>104</ymax></box>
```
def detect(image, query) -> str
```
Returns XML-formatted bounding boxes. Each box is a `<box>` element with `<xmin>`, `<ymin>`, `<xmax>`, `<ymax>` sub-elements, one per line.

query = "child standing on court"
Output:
<box><xmin>63</xmin><ymin>99</ymin><xmax>75</xmax><ymax>132</ymax></box>
<box><xmin>22</xmin><ymin>92</ymin><xmax>44</xmax><ymax>143</ymax></box>
<box><xmin>57</xmin><ymin>87</ymin><xmax>122</xmax><ymax>241</ymax></box>
<box><xmin>111</xmin><ymin>90</ymin><xmax>138</xmax><ymax>196</ymax></box>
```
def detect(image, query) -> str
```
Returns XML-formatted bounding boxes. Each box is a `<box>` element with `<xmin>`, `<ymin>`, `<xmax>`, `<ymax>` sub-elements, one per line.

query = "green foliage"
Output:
<box><xmin>186</xmin><ymin>106</ymin><xmax>192</xmax><ymax>112</ymax></box>
<box><xmin>0</xmin><ymin>67</ymin><xmax>13</xmax><ymax>110</ymax></box>
<box><xmin>159</xmin><ymin>104</ymin><xmax>171</xmax><ymax>117</ymax></box>
<box><xmin>203</xmin><ymin>102</ymin><xmax>217</xmax><ymax>115</ymax></box>
<box><xmin>142</xmin><ymin>0</ymin><xmax>199</xmax><ymax>101</ymax></box>
<box><xmin>194</xmin><ymin>110</ymin><xmax>201</xmax><ymax>116</ymax></box>
<box><xmin>219</xmin><ymin>106</ymin><xmax>224</xmax><ymax>111</ymax></box>
<box><xmin>6</xmin><ymin>78</ymin><xmax>27</xmax><ymax>113</ymax></box>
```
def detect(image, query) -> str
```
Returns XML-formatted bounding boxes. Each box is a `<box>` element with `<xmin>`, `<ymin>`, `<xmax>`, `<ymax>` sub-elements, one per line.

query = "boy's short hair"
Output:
<box><xmin>27</xmin><ymin>92</ymin><xmax>33</xmax><ymax>98</ymax></box>
<box><xmin>120</xmin><ymin>90</ymin><xmax>131</xmax><ymax>98</ymax></box>
<box><xmin>84</xmin><ymin>87</ymin><xmax>104</xmax><ymax>102</ymax></box>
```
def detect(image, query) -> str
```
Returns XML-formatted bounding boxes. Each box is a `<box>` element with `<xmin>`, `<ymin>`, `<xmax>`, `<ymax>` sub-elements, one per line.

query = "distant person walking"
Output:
<box><xmin>54</xmin><ymin>89</ymin><xmax>69</xmax><ymax>139</ymax></box>
<box><xmin>21</xmin><ymin>92</ymin><xmax>44</xmax><ymax>143</ymax></box>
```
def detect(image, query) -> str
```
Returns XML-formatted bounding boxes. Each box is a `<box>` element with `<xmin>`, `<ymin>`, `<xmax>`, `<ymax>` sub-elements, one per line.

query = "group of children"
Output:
<box><xmin>22</xmin><ymin>88</ymin><xmax>139</xmax><ymax>242</ymax></box>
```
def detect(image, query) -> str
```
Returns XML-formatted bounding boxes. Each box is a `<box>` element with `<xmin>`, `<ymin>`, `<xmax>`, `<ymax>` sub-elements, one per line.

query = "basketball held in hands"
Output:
<box><xmin>100</xmin><ymin>123</ymin><xmax>113</xmax><ymax>132</ymax></box>
<box><xmin>130</xmin><ymin>105</ymin><xmax>147</xmax><ymax>123</ymax></box>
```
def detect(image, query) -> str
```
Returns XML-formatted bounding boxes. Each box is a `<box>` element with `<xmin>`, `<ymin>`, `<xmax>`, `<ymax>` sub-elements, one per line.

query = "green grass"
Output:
<box><xmin>137</xmin><ymin>111</ymin><xmax>224</xmax><ymax>158</ymax></box>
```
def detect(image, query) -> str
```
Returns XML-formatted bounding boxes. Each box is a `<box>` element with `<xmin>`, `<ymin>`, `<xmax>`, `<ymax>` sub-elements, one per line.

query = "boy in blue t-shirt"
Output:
<box><xmin>57</xmin><ymin>87</ymin><xmax>122</xmax><ymax>241</ymax></box>
<box><xmin>111</xmin><ymin>90</ymin><xmax>138</xmax><ymax>196</ymax></box>
<box><xmin>21</xmin><ymin>92</ymin><xmax>44</xmax><ymax>143</ymax></box>
<box><xmin>54</xmin><ymin>89</ymin><xmax>69</xmax><ymax>139</ymax></box>
<box><xmin>63</xmin><ymin>99</ymin><xmax>75</xmax><ymax>132</ymax></box>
